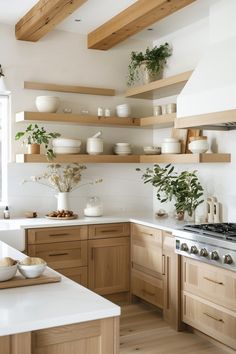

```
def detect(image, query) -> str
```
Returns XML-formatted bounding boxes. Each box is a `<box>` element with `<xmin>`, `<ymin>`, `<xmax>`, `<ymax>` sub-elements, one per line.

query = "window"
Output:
<box><xmin>0</xmin><ymin>95</ymin><xmax>9</xmax><ymax>204</ymax></box>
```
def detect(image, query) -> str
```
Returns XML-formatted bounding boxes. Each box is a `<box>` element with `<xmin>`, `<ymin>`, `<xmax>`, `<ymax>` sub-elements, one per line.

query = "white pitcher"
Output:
<box><xmin>55</xmin><ymin>192</ymin><xmax>70</xmax><ymax>211</ymax></box>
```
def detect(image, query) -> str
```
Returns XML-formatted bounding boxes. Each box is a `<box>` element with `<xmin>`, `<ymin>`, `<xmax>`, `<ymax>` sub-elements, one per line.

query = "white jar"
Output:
<box><xmin>161</xmin><ymin>138</ymin><xmax>181</xmax><ymax>154</ymax></box>
<box><xmin>84</xmin><ymin>197</ymin><xmax>103</xmax><ymax>217</ymax></box>
<box><xmin>86</xmin><ymin>137</ymin><xmax>103</xmax><ymax>155</ymax></box>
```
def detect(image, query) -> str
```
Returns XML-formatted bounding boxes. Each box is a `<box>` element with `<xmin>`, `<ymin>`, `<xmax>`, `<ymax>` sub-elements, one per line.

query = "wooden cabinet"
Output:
<box><xmin>0</xmin><ymin>317</ymin><xmax>119</xmax><ymax>354</ymax></box>
<box><xmin>27</xmin><ymin>226</ymin><xmax>88</xmax><ymax>286</ymax></box>
<box><xmin>182</xmin><ymin>256</ymin><xmax>236</xmax><ymax>349</ymax></box>
<box><xmin>88</xmin><ymin>236</ymin><xmax>130</xmax><ymax>296</ymax></box>
<box><xmin>131</xmin><ymin>224</ymin><xmax>180</xmax><ymax>329</ymax></box>
<box><xmin>89</xmin><ymin>223</ymin><xmax>130</xmax><ymax>239</ymax></box>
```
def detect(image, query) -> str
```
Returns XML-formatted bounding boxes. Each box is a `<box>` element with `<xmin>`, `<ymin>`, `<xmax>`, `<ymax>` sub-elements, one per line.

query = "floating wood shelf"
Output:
<box><xmin>140</xmin><ymin>153</ymin><xmax>231</xmax><ymax>164</ymax></box>
<box><xmin>24</xmin><ymin>81</ymin><xmax>115</xmax><ymax>96</ymax></box>
<box><xmin>16</xmin><ymin>111</ymin><xmax>140</xmax><ymax>127</ymax></box>
<box><xmin>15</xmin><ymin>153</ymin><xmax>231</xmax><ymax>164</ymax></box>
<box><xmin>140</xmin><ymin>113</ymin><xmax>175</xmax><ymax>128</ymax></box>
<box><xmin>125</xmin><ymin>71</ymin><xmax>193</xmax><ymax>99</ymax></box>
<box><xmin>15</xmin><ymin>154</ymin><xmax>140</xmax><ymax>164</ymax></box>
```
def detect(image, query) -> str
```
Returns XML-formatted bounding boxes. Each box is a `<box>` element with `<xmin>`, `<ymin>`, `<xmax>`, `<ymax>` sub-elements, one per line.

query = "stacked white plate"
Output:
<box><xmin>52</xmin><ymin>138</ymin><xmax>82</xmax><ymax>154</ymax></box>
<box><xmin>114</xmin><ymin>143</ymin><xmax>132</xmax><ymax>155</ymax></box>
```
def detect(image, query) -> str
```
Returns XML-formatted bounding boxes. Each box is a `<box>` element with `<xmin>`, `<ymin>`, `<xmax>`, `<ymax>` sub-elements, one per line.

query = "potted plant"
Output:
<box><xmin>127</xmin><ymin>43</ymin><xmax>172</xmax><ymax>86</ymax></box>
<box><xmin>137</xmin><ymin>164</ymin><xmax>204</xmax><ymax>220</ymax></box>
<box><xmin>15</xmin><ymin>124</ymin><xmax>61</xmax><ymax>160</ymax></box>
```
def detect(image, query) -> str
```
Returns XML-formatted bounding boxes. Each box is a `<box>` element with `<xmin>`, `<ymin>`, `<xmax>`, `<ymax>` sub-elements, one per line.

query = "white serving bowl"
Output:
<box><xmin>188</xmin><ymin>139</ymin><xmax>208</xmax><ymax>152</ymax></box>
<box><xmin>53</xmin><ymin>146</ymin><xmax>81</xmax><ymax>154</ymax></box>
<box><xmin>18</xmin><ymin>263</ymin><xmax>46</xmax><ymax>279</ymax></box>
<box><xmin>116</xmin><ymin>104</ymin><xmax>131</xmax><ymax>117</ymax></box>
<box><xmin>0</xmin><ymin>263</ymin><xmax>18</xmax><ymax>282</ymax></box>
<box><xmin>35</xmin><ymin>96</ymin><xmax>60</xmax><ymax>113</ymax></box>
<box><xmin>52</xmin><ymin>138</ymin><xmax>82</xmax><ymax>148</ymax></box>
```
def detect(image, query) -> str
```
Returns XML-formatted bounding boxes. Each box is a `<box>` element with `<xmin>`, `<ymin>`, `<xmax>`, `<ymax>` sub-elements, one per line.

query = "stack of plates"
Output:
<box><xmin>52</xmin><ymin>138</ymin><xmax>82</xmax><ymax>154</ymax></box>
<box><xmin>114</xmin><ymin>143</ymin><xmax>132</xmax><ymax>155</ymax></box>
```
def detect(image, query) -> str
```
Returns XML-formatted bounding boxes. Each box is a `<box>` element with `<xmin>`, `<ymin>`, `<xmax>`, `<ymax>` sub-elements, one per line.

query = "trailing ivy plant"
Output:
<box><xmin>136</xmin><ymin>164</ymin><xmax>204</xmax><ymax>217</ymax></box>
<box><xmin>15</xmin><ymin>124</ymin><xmax>61</xmax><ymax>161</ymax></box>
<box><xmin>127</xmin><ymin>43</ymin><xmax>172</xmax><ymax>86</ymax></box>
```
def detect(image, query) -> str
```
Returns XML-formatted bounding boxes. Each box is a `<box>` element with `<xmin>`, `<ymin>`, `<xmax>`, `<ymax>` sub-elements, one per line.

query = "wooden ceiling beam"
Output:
<box><xmin>88</xmin><ymin>0</ymin><xmax>196</xmax><ymax>50</ymax></box>
<box><xmin>15</xmin><ymin>0</ymin><xmax>87</xmax><ymax>42</ymax></box>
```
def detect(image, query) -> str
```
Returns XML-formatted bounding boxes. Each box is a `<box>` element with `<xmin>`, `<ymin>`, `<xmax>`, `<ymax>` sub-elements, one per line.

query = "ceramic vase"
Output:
<box><xmin>56</xmin><ymin>192</ymin><xmax>70</xmax><ymax>211</ymax></box>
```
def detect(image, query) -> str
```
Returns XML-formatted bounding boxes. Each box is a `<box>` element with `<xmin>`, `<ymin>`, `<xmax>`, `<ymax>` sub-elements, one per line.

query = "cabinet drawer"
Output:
<box><xmin>27</xmin><ymin>226</ymin><xmax>88</xmax><ymax>245</ymax></box>
<box><xmin>57</xmin><ymin>266</ymin><xmax>87</xmax><ymax>287</ymax></box>
<box><xmin>182</xmin><ymin>257</ymin><xmax>236</xmax><ymax>311</ymax></box>
<box><xmin>131</xmin><ymin>223</ymin><xmax>162</xmax><ymax>240</ymax></box>
<box><xmin>28</xmin><ymin>240</ymin><xmax>87</xmax><ymax>270</ymax></box>
<box><xmin>182</xmin><ymin>292</ymin><xmax>236</xmax><ymax>350</ymax></box>
<box><xmin>131</xmin><ymin>269</ymin><xmax>163</xmax><ymax>308</ymax></box>
<box><xmin>89</xmin><ymin>223</ymin><xmax>130</xmax><ymax>239</ymax></box>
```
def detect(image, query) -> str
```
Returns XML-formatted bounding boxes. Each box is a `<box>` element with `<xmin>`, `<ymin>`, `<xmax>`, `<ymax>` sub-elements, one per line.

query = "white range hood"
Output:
<box><xmin>176</xmin><ymin>0</ymin><xmax>236</xmax><ymax>130</ymax></box>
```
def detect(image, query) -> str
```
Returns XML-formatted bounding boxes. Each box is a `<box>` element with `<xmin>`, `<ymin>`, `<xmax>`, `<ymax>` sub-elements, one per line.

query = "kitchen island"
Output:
<box><xmin>0</xmin><ymin>241</ymin><xmax>120</xmax><ymax>354</ymax></box>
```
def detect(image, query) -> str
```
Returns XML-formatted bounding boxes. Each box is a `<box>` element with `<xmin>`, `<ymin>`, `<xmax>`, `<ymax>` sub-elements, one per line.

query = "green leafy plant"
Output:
<box><xmin>127</xmin><ymin>43</ymin><xmax>172</xmax><ymax>86</ymax></box>
<box><xmin>15</xmin><ymin>124</ymin><xmax>61</xmax><ymax>160</ymax></box>
<box><xmin>137</xmin><ymin>164</ymin><xmax>204</xmax><ymax>217</ymax></box>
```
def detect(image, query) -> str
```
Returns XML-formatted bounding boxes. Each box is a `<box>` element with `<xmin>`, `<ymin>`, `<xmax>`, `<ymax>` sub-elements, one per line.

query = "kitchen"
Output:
<box><xmin>0</xmin><ymin>0</ymin><xmax>235</xmax><ymax>353</ymax></box>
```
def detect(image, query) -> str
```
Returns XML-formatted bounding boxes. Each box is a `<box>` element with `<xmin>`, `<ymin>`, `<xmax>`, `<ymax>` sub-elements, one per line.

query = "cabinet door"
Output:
<box><xmin>57</xmin><ymin>266</ymin><xmax>88</xmax><ymax>287</ymax></box>
<box><xmin>182</xmin><ymin>257</ymin><xmax>236</xmax><ymax>311</ymax></box>
<box><xmin>131</xmin><ymin>223</ymin><xmax>163</xmax><ymax>277</ymax></box>
<box><xmin>163</xmin><ymin>232</ymin><xmax>181</xmax><ymax>330</ymax></box>
<box><xmin>88</xmin><ymin>237</ymin><xmax>130</xmax><ymax>295</ymax></box>
<box><xmin>28</xmin><ymin>240</ymin><xmax>87</xmax><ymax>270</ymax></box>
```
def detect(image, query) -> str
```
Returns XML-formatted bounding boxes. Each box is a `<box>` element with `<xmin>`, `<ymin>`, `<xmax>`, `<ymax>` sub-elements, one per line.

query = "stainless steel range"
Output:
<box><xmin>174</xmin><ymin>223</ymin><xmax>236</xmax><ymax>271</ymax></box>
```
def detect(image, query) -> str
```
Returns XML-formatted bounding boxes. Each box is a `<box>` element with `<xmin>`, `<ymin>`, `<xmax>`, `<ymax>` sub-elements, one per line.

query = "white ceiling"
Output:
<box><xmin>0</xmin><ymin>0</ymin><xmax>219</xmax><ymax>41</ymax></box>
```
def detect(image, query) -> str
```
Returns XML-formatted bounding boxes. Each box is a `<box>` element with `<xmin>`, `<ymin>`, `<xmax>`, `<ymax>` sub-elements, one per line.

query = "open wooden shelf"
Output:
<box><xmin>140</xmin><ymin>153</ymin><xmax>231</xmax><ymax>164</ymax></box>
<box><xmin>125</xmin><ymin>71</ymin><xmax>193</xmax><ymax>99</ymax></box>
<box><xmin>140</xmin><ymin>113</ymin><xmax>175</xmax><ymax>128</ymax></box>
<box><xmin>15</xmin><ymin>154</ymin><xmax>140</xmax><ymax>164</ymax></box>
<box><xmin>15</xmin><ymin>153</ymin><xmax>231</xmax><ymax>164</ymax></box>
<box><xmin>24</xmin><ymin>81</ymin><xmax>115</xmax><ymax>96</ymax></box>
<box><xmin>16</xmin><ymin>111</ymin><xmax>140</xmax><ymax>127</ymax></box>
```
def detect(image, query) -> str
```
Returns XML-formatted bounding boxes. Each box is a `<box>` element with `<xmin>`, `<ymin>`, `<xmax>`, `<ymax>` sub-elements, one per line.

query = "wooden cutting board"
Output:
<box><xmin>0</xmin><ymin>268</ymin><xmax>61</xmax><ymax>289</ymax></box>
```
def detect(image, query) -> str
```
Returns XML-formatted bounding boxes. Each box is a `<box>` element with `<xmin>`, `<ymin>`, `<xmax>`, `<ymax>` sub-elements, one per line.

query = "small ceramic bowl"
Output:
<box><xmin>18</xmin><ymin>262</ymin><xmax>46</xmax><ymax>279</ymax></box>
<box><xmin>35</xmin><ymin>96</ymin><xmax>60</xmax><ymax>113</ymax></box>
<box><xmin>0</xmin><ymin>263</ymin><xmax>18</xmax><ymax>282</ymax></box>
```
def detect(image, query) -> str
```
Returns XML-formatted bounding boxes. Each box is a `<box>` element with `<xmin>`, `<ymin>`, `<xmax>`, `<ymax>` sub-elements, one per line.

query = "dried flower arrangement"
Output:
<box><xmin>22</xmin><ymin>163</ymin><xmax>102</xmax><ymax>192</ymax></box>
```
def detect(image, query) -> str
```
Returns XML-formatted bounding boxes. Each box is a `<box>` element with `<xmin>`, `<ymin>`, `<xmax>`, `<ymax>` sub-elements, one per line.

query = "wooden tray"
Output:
<box><xmin>0</xmin><ymin>268</ymin><xmax>61</xmax><ymax>289</ymax></box>
<box><xmin>45</xmin><ymin>214</ymin><xmax>78</xmax><ymax>220</ymax></box>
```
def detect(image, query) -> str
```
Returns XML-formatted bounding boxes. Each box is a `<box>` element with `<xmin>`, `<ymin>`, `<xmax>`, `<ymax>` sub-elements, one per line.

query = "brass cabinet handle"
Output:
<box><xmin>203</xmin><ymin>312</ymin><xmax>224</xmax><ymax>323</ymax></box>
<box><xmin>49</xmin><ymin>252</ymin><xmax>68</xmax><ymax>257</ymax></box>
<box><xmin>204</xmin><ymin>277</ymin><xmax>224</xmax><ymax>286</ymax></box>
<box><xmin>49</xmin><ymin>233</ymin><xmax>70</xmax><ymax>237</ymax></box>
<box><xmin>101</xmin><ymin>229</ymin><xmax>118</xmax><ymax>233</ymax></box>
<box><xmin>141</xmin><ymin>232</ymin><xmax>153</xmax><ymax>237</ymax></box>
<box><xmin>162</xmin><ymin>254</ymin><xmax>165</xmax><ymax>275</ymax></box>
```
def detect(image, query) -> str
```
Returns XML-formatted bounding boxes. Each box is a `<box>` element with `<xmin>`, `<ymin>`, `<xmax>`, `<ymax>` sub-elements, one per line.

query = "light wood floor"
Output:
<box><xmin>120</xmin><ymin>303</ymin><xmax>229</xmax><ymax>354</ymax></box>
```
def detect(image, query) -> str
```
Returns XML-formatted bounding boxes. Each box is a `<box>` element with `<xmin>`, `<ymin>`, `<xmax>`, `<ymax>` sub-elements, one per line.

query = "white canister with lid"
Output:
<box><xmin>86</xmin><ymin>137</ymin><xmax>103</xmax><ymax>155</ymax></box>
<box><xmin>84</xmin><ymin>197</ymin><xmax>103</xmax><ymax>217</ymax></box>
<box><xmin>161</xmin><ymin>138</ymin><xmax>181</xmax><ymax>154</ymax></box>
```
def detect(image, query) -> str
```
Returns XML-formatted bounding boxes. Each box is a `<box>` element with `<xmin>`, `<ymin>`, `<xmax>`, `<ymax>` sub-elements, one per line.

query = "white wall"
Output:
<box><xmin>152</xmin><ymin>17</ymin><xmax>236</xmax><ymax>222</ymax></box>
<box><xmin>0</xmin><ymin>23</ymin><xmax>154</xmax><ymax>217</ymax></box>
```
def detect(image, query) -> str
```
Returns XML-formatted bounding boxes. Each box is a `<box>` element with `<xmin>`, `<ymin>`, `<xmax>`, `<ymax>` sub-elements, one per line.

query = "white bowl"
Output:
<box><xmin>53</xmin><ymin>146</ymin><xmax>81</xmax><ymax>154</ymax></box>
<box><xmin>0</xmin><ymin>263</ymin><xmax>18</xmax><ymax>282</ymax></box>
<box><xmin>189</xmin><ymin>140</ymin><xmax>208</xmax><ymax>150</ymax></box>
<box><xmin>35</xmin><ymin>96</ymin><xmax>60</xmax><ymax>113</ymax></box>
<box><xmin>161</xmin><ymin>141</ymin><xmax>181</xmax><ymax>154</ymax></box>
<box><xmin>188</xmin><ymin>147</ymin><xmax>208</xmax><ymax>154</ymax></box>
<box><xmin>52</xmin><ymin>138</ymin><xmax>82</xmax><ymax>147</ymax></box>
<box><xmin>116</xmin><ymin>104</ymin><xmax>131</xmax><ymax>118</ymax></box>
<box><xmin>18</xmin><ymin>263</ymin><xmax>46</xmax><ymax>279</ymax></box>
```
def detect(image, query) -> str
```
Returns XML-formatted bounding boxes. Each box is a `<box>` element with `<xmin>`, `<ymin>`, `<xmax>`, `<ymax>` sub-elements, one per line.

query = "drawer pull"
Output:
<box><xmin>141</xmin><ymin>232</ymin><xmax>153</xmax><ymax>237</ymax></box>
<box><xmin>49</xmin><ymin>233</ymin><xmax>70</xmax><ymax>237</ymax></box>
<box><xmin>203</xmin><ymin>312</ymin><xmax>224</xmax><ymax>323</ymax></box>
<box><xmin>162</xmin><ymin>254</ymin><xmax>165</xmax><ymax>275</ymax></box>
<box><xmin>49</xmin><ymin>252</ymin><xmax>69</xmax><ymax>257</ymax></box>
<box><xmin>101</xmin><ymin>229</ymin><xmax>119</xmax><ymax>233</ymax></box>
<box><xmin>142</xmin><ymin>289</ymin><xmax>155</xmax><ymax>297</ymax></box>
<box><xmin>204</xmin><ymin>277</ymin><xmax>224</xmax><ymax>286</ymax></box>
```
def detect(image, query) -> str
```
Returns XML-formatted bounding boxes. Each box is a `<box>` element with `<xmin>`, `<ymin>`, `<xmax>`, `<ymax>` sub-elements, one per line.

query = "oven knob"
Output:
<box><xmin>223</xmin><ymin>254</ymin><xmax>233</xmax><ymax>265</ymax></box>
<box><xmin>211</xmin><ymin>251</ymin><xmax>220</xmax><ymax>261</ymax></box>
<box><xmin>200</xmin><ymin>248</ymin><xmax>208</xmax><ymax>257</ymax></box>
<box><xmin>190</xmin><ymin>245</ymin><xmax>198</xmax><ymax>254</ymax></box>
<box><xmin>181</xmin><ymin>243</ymin><xmax>189</xmax><ymax>252</ymax></box>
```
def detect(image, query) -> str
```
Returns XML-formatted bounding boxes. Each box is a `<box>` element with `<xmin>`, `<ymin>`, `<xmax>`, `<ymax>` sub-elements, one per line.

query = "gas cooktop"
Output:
<box><xmin>183</xmin><ymin>223</ymin><xmax>236</xmax><ymax>241</ymax></box>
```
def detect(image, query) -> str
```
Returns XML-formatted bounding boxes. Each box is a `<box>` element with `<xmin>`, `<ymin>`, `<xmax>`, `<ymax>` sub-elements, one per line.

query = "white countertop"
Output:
<box><xmin>0</xmin><ymin>241</ymin><xmax>120</xmax><ymax>336</ymax></box>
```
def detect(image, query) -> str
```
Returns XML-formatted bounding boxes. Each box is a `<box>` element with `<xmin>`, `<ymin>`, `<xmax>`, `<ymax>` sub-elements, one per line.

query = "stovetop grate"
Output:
<box><xmin>183</xmin><ymin>223</ymin><xmax>236</xmax><ymax>240</ymax></box>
